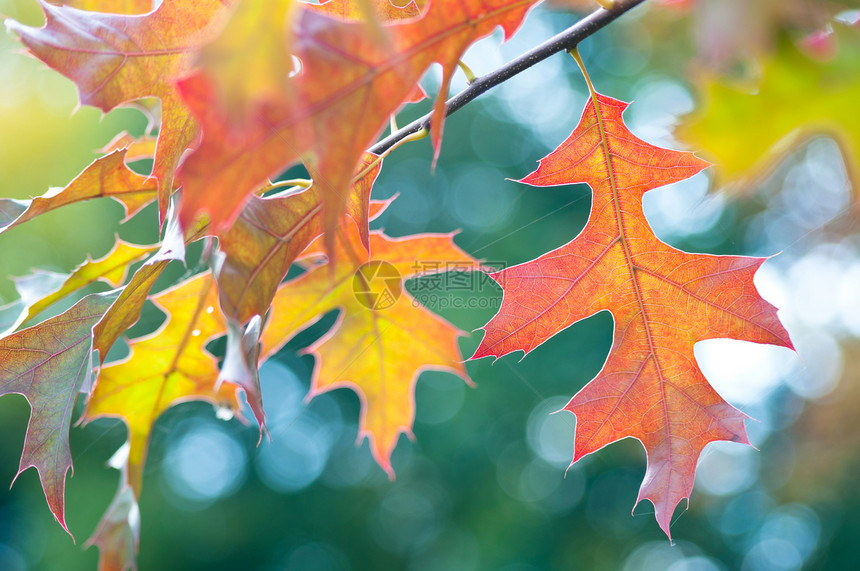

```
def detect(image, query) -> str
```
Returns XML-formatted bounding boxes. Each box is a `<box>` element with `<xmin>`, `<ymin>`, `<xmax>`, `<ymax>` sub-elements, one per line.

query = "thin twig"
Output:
<box><xmin>370</xmin><ymin>0</ymin><xmax>648</xmax><ymax>155</ymax></box>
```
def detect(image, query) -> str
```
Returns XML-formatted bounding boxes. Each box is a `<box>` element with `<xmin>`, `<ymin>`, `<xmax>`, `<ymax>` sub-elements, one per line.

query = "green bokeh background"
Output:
<box><xmin>1</xmin><ymin>1</ymin><xmax>859</xmax><ymax>570</ymax></box>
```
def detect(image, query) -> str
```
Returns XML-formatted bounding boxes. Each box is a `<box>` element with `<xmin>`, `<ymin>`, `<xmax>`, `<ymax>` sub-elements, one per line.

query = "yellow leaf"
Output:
<box><xmin>85</xmin><ymin>272</ymin><xmax>240</xmax><ymax>494</ymax></box>
<box><xmin>261</xmin><ymin>222</ymin><xmax>474</xmax><ymax>476</ymax></box>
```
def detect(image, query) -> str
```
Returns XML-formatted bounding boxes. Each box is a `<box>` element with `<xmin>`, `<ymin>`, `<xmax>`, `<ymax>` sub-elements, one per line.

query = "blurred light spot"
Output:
<box><xmin>259</xmin><ymin>361</ymin><xmax>306</xmax><ymax>431</ymax></box>
<box><xmin>757</xmin><ymin>505</ymin><xmax>820</xmax><ymax>562</ymax></box>
<box><xmin>718</xmin><ymin>491</ymin><xmax>774</xmax><ymax>538</ymax></box>
<box><xmin>594</xmin><ymin>38</ymin><xmax>651</xmax><ymax>79</ymax></box>
<box><xmin>754</xmin><ymin>139</ymin><xmax>851</xmax><ymax>254</ymax></box>
<box><xmin>206</xmin><ymin>306</ymin><xmax>214</xmax><ymax>314</ymax></box>
<box><xmin>496</xmin><ymin>14</ymin><xmax>585</xmax><ymax>143</ymax></box>
<box><xmin>370</xmin><ymin>487</ymin><xmax>440</xmax><ymax>554</ymax></box>
<box><xmin>752</xmin><ymin>263</ymin><xmax>789</xmax><ymax>316</ymax></box>
<box><xmin>667</xmin><ymin>556</ymin><xmax>724</xmax><ymax>571</ymax></box>
<box><xmin>381</xmin><ymin>158</ymin><xmax>443</xmax><ymax>232</ymax></box>
<box><xmin>495</xmin><ymin>441</ymin><xmax>530</xmax><ymax>502</ymax></box>
<box><xmin>838</xmin><ymin>261</ymin><xmax>860</xmax><ymax>336</ymax></box>
<box><xmin>320</xmin><ymin>438</ymin><xmax>376</xmax><ymax>489</ymax></box>
<box><xmin>416</xmin><ymin>373</ymin><xmax>466</xmax><ymax>425</ymax></box>
<box><xmin>622</xmin><ymin>540</ymin><xmax>707</xmax><ymax>571</ymax></box>
<box><xmin>741</xmin><ymin>402</ymin><xmax>773</xmax><ymax>446</ymax></box>
<box><xmin>643</xmin><ymin>172</ymin><xmax>724</xmax><ymax>242</ymax></box>
<box><xmin>526</xmin><ymin>396</ymin><xmax>574</xmax><ymax>468</ymax></box>
<box><xmin>410</xmin><ymin>527</ymin><xmax>479</xmax><ymax>571</ymax></box>
<box><xmin>629</xmin><ymin>78</ymin><xmax>693</xmax><ymax>147</ymax></box>
<box><xmin>285</xmin><ymin>541</ymin><xmax>350</xmax><ymax>571</ymax></box>
<box><xmin>836</xmin><ymin>9</ymin><xmax>860</xmax><ymax>24</ymax></box>
<box><xmin>0</xmin><ymin>545</ymin><xmax>26</xmax><ymax>571</ymax></box>
<box><xmin>470</xmin><ymin>109</ymin><xmax>536</xmax><ymax>169</ymax></box>
<box><xmin>191</xmin><ymin>329</ymin><xmax>200</xmax><ymax>337</ymax></box>
<box><xmin>783</xmin><ymin>330</ymin><xmax>843</xmax><ymax>399</ymax></box>
<box><xmin>743</xmin><ymin>538</ymin><xmax>802</xmax><ymax>571</ymax></box>
<box><xmin>696</xmin><ymin>339</ymin><xmax>795</xmax><ymax>406</ymax></box>
<box><xmin>446</xmin><ymin>166</ymin><xmax>514</xmax><ymax>232</ymax></box>
<box><xmin>517</xmin><ymin>457</ymin><xmax>562</xmax><ymax>502</ymax></box>
<box><xmin>778</xmin><ymin>139</ymin><xmax>850</xmax><ymax>232</ymax></box>
<box><xmin>163</xmin><ymin>420</ymin><xmax>248</xmax><ymax>508</ymax></box>
<box><xmin>256</xmin><ymin>414</ymin><xmax>334</xmax><ymax>493</ymax></box>
<box><xmin>786</xmin><ymin>244</ymin><xmax>855</xmax><ymax>330</ymax></box>
<box><xmin>541</xmin><ymin>467</ymin><xmax>586</xmax><ymax>514</ymax></box>
<box><xmin>696</xmin><ymin>441</ymin><xmax>759</xmax><ymax>496</ymax></box>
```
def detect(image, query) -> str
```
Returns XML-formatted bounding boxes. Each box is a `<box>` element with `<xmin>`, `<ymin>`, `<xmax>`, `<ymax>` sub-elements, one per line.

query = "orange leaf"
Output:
<box><xmin>259</xmin><ymin>221</ymin><xmax>473</xmax><ymax>476</ymax></box>
<box><xmin>85</xmin><ymin>272</ymin><xmax>240</xmax><ymax>494</ymax></box>
<box><xmin>0</xmin><ymin>149</ymin><xmax>156</xmax><ymax>234</ymax></box>
<box><xmin>7</xmin><ymin>0</ymin><xmax>232</xmax><ymax>221</ymax></box>
<box><xmin>177</xmin><ymin>0</ymin><xmax>539</xmax><ymax>240</ymax></box>
<box><xmin>473</xmin><ymin>90</ymin><xmax>794</xmax><ymax>538</ymax></box>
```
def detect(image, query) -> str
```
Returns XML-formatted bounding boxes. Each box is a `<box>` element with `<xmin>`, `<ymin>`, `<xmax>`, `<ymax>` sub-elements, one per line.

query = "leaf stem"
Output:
<box><xmin>568</xmin><ymin>47</ymin><xmax>597</xmax><ymax>98</ymax></box>
<box><xmin>265</xmin><ymin>178</ymin><xmax>312</xmax><ymax>193</ymax></box>
<box><xmin>370</xmin><ymin>0</ymin><xmax>647</xmax><ymax>155</ymax></box>
<box><xmin>356</xmin><ymin>128</ymin><xmax>428</xmax><ymax>182</ymax></box>
<box><xmin>457</xmin><ymin>59</ymin><xmax>477</xmax><ymax>84</ymax></box>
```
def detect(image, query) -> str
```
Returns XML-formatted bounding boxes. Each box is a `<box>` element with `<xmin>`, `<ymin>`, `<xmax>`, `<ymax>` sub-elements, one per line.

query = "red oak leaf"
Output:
<box><xmin>473</xmin><ymin>88</ymin><xmax>794</xmax><ymax>539</ymax></box>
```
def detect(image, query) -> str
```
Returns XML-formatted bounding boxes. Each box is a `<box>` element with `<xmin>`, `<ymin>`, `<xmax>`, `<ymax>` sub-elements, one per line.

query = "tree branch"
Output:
<box><xmin>371</xmin><ymin>0</ymin><xmax>648</xmax><ymax>155</ymax></box>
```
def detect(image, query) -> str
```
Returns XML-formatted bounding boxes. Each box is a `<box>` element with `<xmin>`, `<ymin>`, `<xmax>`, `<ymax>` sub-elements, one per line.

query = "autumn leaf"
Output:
<box><xmin>214</xmin><ymin>155</ymin><xmax>383</xmax><ymax>433</ymax></box>
<box><xmin>259</xmin><ymin>220</ymin><xmax>473</xmax><ymax>476</ymax></box>
<box><xmin>6</xmin><ymin>0</ymin><xmax>233</xmax><ymax>220</ymax></box>
<box><xmin>677</xmin><ymin>26</ymin><xmax>860</xmax><ymax>194</ymax></box>
<box><xmin>0</xmin><ymin>149</ymin><xmax>156</xmax><ymax>235</ymax></box>
<box><xmin>0</xmin><ymin>291</ymin><xmax>117</xmax><ymax>534</ymax></box>
<box><xmin>84</xmin><ymin>271</ymin><xmax>240</xmax><ymax>494</ymax></box>
<box><xmin>21</xmin><ymin>239</ymin><xmax>155</xmax><ymax>325</ymax></box>
<box><xmin>85</xmin><ymin>442</ymin><xmax>139</xmax><ymax>571</ymax></box>
<box><xmin>177</xmin><ymin>0</ymin><xmax>539</xmax><ymax>242</ymax></box>
<box><xmin>472</xmin><ymin>70</ymin><xmax>794</xmax><ymax>537</ymax></box>
<box><xmin>216</xmin><ymin>154</ymin><xmax>382</xmax><ymax>325</ymax></box>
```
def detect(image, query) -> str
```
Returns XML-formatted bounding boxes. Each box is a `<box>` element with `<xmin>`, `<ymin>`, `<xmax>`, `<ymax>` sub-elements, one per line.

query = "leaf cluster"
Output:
<box><xmin>0</xmin><ymin>0</ymin><xmax>806</xmax><ymax>568</ymax></box>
